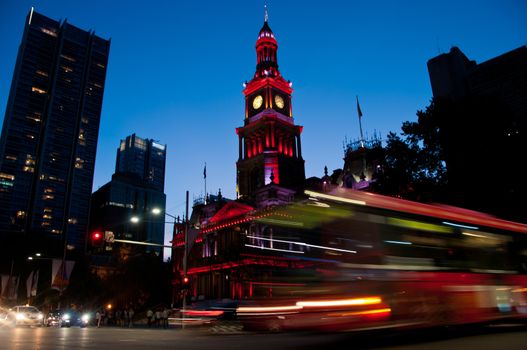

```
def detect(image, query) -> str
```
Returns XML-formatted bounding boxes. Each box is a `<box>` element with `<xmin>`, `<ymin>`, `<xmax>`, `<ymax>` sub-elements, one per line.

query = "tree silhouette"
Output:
<box><xmin>381</xmin><ymin>98</ymin><xmax>448</xmax><ymax>202</ymax></box>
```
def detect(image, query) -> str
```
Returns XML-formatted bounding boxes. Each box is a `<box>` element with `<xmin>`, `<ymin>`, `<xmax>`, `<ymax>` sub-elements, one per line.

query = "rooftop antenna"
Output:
<box><xmin>264</xmin><ymin>4</ymin><xmax>269</xmax><ymax>22</ymax></box>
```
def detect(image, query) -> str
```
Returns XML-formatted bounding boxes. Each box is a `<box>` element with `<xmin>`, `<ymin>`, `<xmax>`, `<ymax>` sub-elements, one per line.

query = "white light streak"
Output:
<box><xmin>304</xmin><ymin>190</ymin><xmax>366</xmax><ymax>206</ymax></box>
<box><xmin>384</xmin><ymin>240</ymin><xmax>412</xmax><ymax>245</ymax></box>
<box><xmin>247</xmin><ymin>235</ymin><xmax>356</xmax><ymax>254</ymax></box>
<box><xmin>442</xmin><ymin>221</ymin><xmax>479</xmax><ymax>230</ymax></box>
<box><xmin>244</xmin><ymin>244</ymin><xmax>304</xmax><ymax>254</ymax></box>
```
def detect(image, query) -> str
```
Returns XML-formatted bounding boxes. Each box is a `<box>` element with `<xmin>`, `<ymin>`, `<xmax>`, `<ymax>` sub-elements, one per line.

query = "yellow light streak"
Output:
<box><xmin>296</xmin><ymin>297</ymin><xmax>382</xmax><ymax>308</ymax></box>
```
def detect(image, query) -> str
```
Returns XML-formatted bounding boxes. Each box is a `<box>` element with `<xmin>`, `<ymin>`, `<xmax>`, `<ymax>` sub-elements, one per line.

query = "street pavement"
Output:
<box><xmin>0</xmin><ymin>323</ymin><xmax>526</xmax><ymax>350</ymax></box>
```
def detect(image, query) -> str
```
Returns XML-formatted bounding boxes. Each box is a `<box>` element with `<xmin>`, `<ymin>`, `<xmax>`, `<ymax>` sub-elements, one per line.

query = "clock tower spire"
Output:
<box><xmin>236</xmin><ymin>12</ymin><xmax>305</xmax><ymax>203</ymax></box>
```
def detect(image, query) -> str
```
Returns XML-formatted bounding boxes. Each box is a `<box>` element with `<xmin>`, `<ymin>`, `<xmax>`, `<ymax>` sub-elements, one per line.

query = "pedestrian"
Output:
<box><xmin>147</xmin><ymin>309</ymin><xmax>153</xmax><ymax>327</ymax></box>
<box><xmin>107</xmin><ymin>310</ymin><xmax>113</xmax><ymax>325</ymax></box>
<box><xmin>128</xmin><ymin>307</ymin><xmax>134</xmax><ymax>328</ymax></box>
<box><xmin>115</xmin><ymin>309</ymin><xmax>122</xmax><ymax>327</ymax></box>
<box><xmin>162</xmin><ymin>308</ymin><xmax>169</xmax><ymax>329</ymax></box>
<box><xmin>155</xmin><ymin>309</ymin><xmax>162</xmax><ymax>328</ymax></box>
<box><xmin>123</xmin><ymin>309</ymin><xmax>128</xmax><ymax>327</ymax></box>
<box><xmin>96</xmin><ymin>310</ymin><xmax>102</xmax><ymax>328</ymax></box>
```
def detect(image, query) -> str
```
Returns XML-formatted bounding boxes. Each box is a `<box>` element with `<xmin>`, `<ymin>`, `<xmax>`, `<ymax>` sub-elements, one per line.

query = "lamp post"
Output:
<box><xmin>151</xmin><ymin>190</ymin><xmax>189</xmax><ymax>328</ymax></box>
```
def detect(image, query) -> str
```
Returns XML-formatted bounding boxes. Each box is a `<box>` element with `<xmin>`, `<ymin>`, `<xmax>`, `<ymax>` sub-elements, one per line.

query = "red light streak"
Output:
<box><xmin>182</xmin><ymin>310</ymin><xmax>224</xmax><ymax>317</ymax></box>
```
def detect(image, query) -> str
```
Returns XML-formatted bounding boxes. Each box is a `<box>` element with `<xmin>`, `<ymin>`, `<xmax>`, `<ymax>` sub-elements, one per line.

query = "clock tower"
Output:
<box><xmin>236</xmin><ymin>13</ymin><xmax>305</xmax><ymax>202</ymax></box>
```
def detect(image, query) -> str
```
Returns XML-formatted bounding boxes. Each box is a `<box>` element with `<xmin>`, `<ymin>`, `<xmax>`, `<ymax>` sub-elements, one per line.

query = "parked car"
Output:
<box><xmin>5</xmin><ymin>305</ymin><xmax>44</xmax><ymax>327</ymax></box>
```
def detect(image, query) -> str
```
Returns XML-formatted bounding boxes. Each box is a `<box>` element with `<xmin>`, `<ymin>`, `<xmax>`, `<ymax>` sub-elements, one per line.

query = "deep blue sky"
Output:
<box><xmin>1</xmin><ymin>1</ymin><xmax>526</xmax><ymax>252</ymax></box>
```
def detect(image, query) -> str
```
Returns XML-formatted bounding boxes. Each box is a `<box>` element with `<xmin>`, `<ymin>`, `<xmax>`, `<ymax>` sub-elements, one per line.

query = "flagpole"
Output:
<box><xmin>204</xmin><ymin>162</ymin><xmax>207</xmax><ymax>205</ymax></box>
<box><xmin>357</xmin><ymin>95</ymin><xmax>365</xmax><ymax>148</ymax></box>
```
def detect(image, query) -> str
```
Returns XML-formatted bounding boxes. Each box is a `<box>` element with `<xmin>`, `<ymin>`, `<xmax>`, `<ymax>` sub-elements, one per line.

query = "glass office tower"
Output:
<box><xmin>0</xmin><ymin>9</ymin><xmax>110</xmax><ymax>257</ymax></box>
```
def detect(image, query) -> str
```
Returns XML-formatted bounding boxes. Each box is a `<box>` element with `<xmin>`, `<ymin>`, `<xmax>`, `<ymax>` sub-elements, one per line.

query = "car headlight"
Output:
<box><xmin>81</xmin><ymin>314</ymin><xmax>89</xmax><ymax>322</ymax></box>
<box><xmin>38</xmin><ymin>313</ymin><xmax>43</xmax><ymax>319</ymax></box>
<box><xmin>62</xmin><ymin>313</ymin><xmax>70</xmax><ymax>320</ymax></box>
<box><xmin>15</xmin><ymin>313</ymin><xmax>25</xmax><ymax>320</ymax></box>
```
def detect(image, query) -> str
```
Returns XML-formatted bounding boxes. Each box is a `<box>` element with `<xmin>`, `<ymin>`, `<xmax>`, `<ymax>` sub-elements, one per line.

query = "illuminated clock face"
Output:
<box><xmin>274</xmin><ymin>95</ymin><xmax>285</xmax><ymax>109</ymax></box>
<box><xmin>252</xmin><ymin>95</ymin><xmax>263</xmax><ymax>109</ymax></box>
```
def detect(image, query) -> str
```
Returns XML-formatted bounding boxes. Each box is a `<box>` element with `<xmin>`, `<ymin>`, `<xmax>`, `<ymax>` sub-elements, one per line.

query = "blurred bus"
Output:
<box><xmin>236</xmin><ymin>188</ymin><xmax>527</xmax><ymax>331</ymax></box>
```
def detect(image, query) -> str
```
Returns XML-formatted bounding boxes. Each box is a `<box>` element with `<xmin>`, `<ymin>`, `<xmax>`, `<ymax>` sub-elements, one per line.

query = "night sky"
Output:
<box><xmin>1</xmin><ymin>1</ymin><xmax>526</xmax><ymax>254</ymax></box>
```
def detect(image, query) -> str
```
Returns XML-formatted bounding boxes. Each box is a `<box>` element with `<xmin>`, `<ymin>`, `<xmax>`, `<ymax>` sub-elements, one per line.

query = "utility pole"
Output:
<box><xmin>182</xmin><ymin>190</ymin><xmax>189</xmax><ymax>328</ymax></box>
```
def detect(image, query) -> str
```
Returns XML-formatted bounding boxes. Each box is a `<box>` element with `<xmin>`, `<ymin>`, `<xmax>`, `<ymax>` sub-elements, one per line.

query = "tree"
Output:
<box><xmin>382</xmin><ymin>98</ymin><xmax>448</xmax><ymax>201</ymax></box>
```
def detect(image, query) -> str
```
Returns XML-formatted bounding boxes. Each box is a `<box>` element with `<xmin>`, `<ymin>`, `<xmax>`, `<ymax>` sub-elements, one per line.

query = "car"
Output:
<box><xmin>45</xmin><ymin>310</ymin><xmax>63</xmax><ymax>327</ymax></box>
<box><xmin>58</xmin><ymin>310</ymin><xmax>91</xmax><ymax>328</ymax></box>
<box><xmin>5</xmin><ymin>305</ymin><xmax>44</xmax><ymax>327</ymax></box>
<box><xmin>0</xmin><ymin>306</ymin><xmax>10</xmax><ymax>328</ymax></box>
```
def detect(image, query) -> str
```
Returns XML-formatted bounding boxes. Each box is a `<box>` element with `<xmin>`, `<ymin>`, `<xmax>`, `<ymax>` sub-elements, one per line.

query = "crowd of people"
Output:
<box><xmin>146</xmin><ymin>307</ymin><xmax>170</xmax><ymax>328</ymax></box>
<box><xmin>93</xmin><ymin>306</ymin><xmax>171</xmax><ymax>328</ymax></box>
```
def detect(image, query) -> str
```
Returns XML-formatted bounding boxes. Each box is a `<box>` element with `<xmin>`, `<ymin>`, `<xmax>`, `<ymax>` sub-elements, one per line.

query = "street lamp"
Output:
<box><xmin>130</xmin><ymin>216</ymin><xmax>140</xmax><ymax>224</ymax></box>
<box><xmin>151</xmin><ymin>194</ymin><xmax>189</xmax><ymax>322</ymax></box>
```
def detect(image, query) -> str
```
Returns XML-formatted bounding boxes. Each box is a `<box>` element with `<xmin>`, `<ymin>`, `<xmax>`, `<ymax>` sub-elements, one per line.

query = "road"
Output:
<box><xmin>0</xmin><ymin>324</ymin><xmax>526</xmax><ymax>350</ymax></box>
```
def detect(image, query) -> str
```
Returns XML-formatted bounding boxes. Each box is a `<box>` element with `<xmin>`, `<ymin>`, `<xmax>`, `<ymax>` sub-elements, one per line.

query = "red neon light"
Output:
<box><xmin>208</xmin><ymin>202</ymin><xmax>254</xmax><ymax>224</ymax></box>
<box><xmin>186</xmin><ymin>257</ymin><xmax>311</xmax><ymax>275</ymax></box>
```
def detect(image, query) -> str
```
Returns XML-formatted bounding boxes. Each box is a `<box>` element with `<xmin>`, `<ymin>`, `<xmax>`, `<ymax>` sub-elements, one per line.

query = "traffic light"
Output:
<box><xmin>182</xmin><ymin>275</ymin><xmax>190</xmax><ymax>290</ymax></box>
<box><xmin>91</xmin><ymin>231</ymin><xmax>103</xmax><ymax>247</ymax></box>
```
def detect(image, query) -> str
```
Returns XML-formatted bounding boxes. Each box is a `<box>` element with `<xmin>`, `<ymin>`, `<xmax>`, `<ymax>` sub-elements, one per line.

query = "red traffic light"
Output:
<box><xmin>183</xmin><ymin>276</ymin><xmax>189</xmax><ymax>284</ymax></box>
<box><xmin>91</xmin><ymin>231</ymin><xmax>103</xmax><ymax>247</ymax></box>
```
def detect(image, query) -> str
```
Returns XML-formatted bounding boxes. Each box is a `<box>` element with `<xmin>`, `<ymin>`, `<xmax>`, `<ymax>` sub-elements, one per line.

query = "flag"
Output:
<box><xmin>1</xmin><ymin>274</ymin><xmax>9</xmax><ymax>296</ymax></box>
<box><xmin>26</xmin><ymin>270</ymin><xmax>39</xmax><ymax>298</ymax></box>
<box><xmin>356</xmin><ymin>95</ymin><xmax>363</xmax><ymax>119</ymax></box>
<box><xmin>203</xmin><ymin>163</ymin><xmax>207</xmax><ymax>179</ymax></box>
<box><xmin>31</xmin><ymin>270</ymin><xmax>39</xmax><ymax>297</ymax></box>
<box><xmin>51</xmin><ymin>259</ymin><xmax>75</xmax><ymax>291</ymax></box>
<box><xmin>2</xmin><ymin>275</ymin><xmax>19</xmax><ymax>300</ymax></box>
<box><xmin>26</xmin><ymin>271</ymin><xmax>33</xmax><ymax>298</ymax></box>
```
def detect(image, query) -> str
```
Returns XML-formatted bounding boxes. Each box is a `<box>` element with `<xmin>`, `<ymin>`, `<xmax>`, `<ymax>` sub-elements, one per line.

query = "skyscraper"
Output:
<box><xmin>427</xmin><ymin>46</ymin><xmax>527</xmax><ymax>221</ymax></box>
<box><xmin>0</xmin><ymin>9</ymin><xmax>110</xmax><ymax>258</ymax></box>
<box><xmin>115</xmin><ymin>134</ymin><xmax>166</xmax><ymax>192</ymax></box>
<box><xmin>90</xmin><ymin>134</ymin><xmax>166</xmax><ymax>258</ymax></box>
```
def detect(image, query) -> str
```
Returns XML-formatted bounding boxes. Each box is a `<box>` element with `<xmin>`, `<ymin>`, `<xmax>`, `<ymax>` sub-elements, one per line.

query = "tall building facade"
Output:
<box><xmin>115</xmin><ymin>133</ymin><xmax>166</xmax><ymax>192</ymax></box>
<box><xmin>427</xmin><ymin>46</ymin><xmax>527</xmax><ymax>221</ymax></box>
<box><xmin>236</xmin><ymin>17</ymin><xmax>305</xmax><ymax>203</ymax></box>
<box><xmin>90</xmin><ymin>135</ymin><xmax>166</xmax><ymax>258</ymax></box>
<box><xmin>0</xmin><ymin>9</ymin><xmax>110</xmax><ymax>258</ymax></box>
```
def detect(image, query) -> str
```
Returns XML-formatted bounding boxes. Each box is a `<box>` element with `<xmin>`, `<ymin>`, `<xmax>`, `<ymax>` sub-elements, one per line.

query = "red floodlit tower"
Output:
<box><xmin>236</xmin><ymin>13</ymin><xmax>305</xmax><ymax>201</ymax></box>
